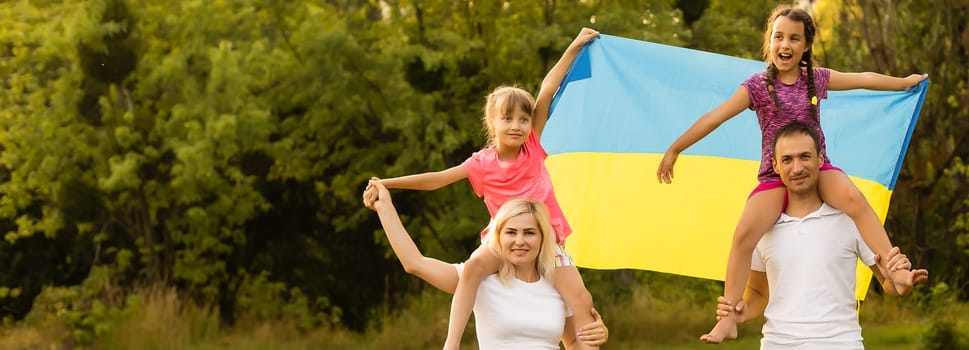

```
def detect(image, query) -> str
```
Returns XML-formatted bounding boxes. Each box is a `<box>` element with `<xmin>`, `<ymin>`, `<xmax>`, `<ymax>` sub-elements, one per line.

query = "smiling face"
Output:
<box><xmin>498</xmin><ymin>212</ymin><xmax>543</xmax><ymax>268</ymax></box>
<box><xmin>482</xmin><ymin>86</ymin><xmax>535</xmax><ymax>149</ymax></box>
<box><xmin>760</xmin><ymin>6</ymin><xmax>817</xmax><ymax>80</ymax></box>
<box><xmin>492</xmin><ymin>106</ymin><xmax>533</xmax><ymax>151</ymax></box>
<box><xmin>773</xmin><ymin>131</ymin><xmax>823</xmax><ymax>196</ymax></box>
<box><xmin>769</xmin><ymin>15</ymin><xmax>808</xmax><ymax>75</ymax></box>
<box><xmin>489</xmin><ymin>199</ymin><xmax>558</xmax><ymax>285</ymax></box>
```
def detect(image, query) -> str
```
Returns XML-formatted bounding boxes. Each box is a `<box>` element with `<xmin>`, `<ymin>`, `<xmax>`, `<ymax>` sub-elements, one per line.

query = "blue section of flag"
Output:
<box><xmin>545</xmin><ymin>34</ymin><xmax>929</xmax><ymax>190</ymax></box>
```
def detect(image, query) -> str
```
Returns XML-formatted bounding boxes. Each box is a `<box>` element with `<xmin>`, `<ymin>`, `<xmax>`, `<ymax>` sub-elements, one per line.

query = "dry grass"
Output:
<box><xmin>0</xmin><ymin>286</ymin><xmax>351</xmax><ymax>350</ymax></box>
<box><xmin>0</xmin><ymin>281</ymin><xmax>964</xmax><ymax>349</ymax></box>
<box><xmin>101</xmin><ymin>287</ymin><xmax>219</xmax><ymax>349</ymax></box>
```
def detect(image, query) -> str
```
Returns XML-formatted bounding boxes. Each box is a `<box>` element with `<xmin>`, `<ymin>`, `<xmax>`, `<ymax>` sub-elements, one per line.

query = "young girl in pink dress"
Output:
<box><xmin>366</xmin><ymin>28</ymin><xmax>602</xmax><ymax>350</ymax></box>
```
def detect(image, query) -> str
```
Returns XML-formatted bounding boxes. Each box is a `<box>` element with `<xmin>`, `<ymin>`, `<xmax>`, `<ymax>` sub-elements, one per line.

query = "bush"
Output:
<box><xmin>23</xmin><ymin>266</ymin><xmax>127</xmax><ymax>346</ymax></box>
<box><xmin>233</xmin><ymin>271</ymin><xmax>341</xmax><ymax>331</ymax></box>
<box><xmin>919</xmin><ymin>282</ymin><xmax>969</xmax><ymax>350</ymax></box>
<box><xmin>921</xmin><ymin>318</ymin><xmax>968</xmax><ymax>350</ymax></box>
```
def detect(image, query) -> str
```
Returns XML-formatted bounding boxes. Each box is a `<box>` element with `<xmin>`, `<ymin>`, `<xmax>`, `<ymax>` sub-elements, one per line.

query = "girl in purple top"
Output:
<box><xmin>654</xmin><ymin>4</ymin><xmax>927</xmax><ymax>343</ymax></box>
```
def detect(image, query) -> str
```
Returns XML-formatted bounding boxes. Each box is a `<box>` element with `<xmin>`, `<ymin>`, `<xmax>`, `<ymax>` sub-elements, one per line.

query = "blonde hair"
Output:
<box><xmin>481</xmin><ymin>86</ymin><xmax>536</xmax><ymax>146</ymax></box>
<box><xmin>487</xmin><ymin>198</ymin><xmax>558</xmax><ymax>286</ymax></box>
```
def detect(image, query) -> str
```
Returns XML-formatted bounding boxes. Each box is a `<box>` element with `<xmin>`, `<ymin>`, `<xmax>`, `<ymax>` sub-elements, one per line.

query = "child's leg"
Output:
<box><xmin>444</xmin><ymin>244</ymin><xmax>499</xmax><ymax>350</ymax></box>
<box><xmin>701</xmin><ymin>187</ymin><xmax>785</xmax><ymax>344</ymax></box>
<box><xmin>819</xmin><ymin>170</ymin><xmax>919</xmax><ymax>294</ymax></box>
<box><xmin>552</xmin><ymin>256</ymin><xmax>597</xmax><ymax>350</ymax></box>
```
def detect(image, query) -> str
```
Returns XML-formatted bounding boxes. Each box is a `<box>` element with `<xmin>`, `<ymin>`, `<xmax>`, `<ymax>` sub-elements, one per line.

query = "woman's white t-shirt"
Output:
<box><xmin>455</xmin><ymin>264</ymin><xmax>570</xmax><ymax>350</ymax></box>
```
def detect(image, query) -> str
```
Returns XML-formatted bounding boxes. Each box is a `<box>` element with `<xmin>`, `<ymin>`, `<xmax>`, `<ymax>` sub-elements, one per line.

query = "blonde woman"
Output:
<box><xmin>364</xmin><ymin>178</ymin><xmax>608</xmax><ymax>349</ymax></box>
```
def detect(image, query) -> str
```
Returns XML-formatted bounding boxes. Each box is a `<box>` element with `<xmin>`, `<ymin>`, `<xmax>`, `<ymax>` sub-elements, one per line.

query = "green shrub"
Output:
<box><xmin>921</xmin><ymin>318</ymin><xmax>968</xmax><ymax>350</ymax></box>
<box><xmin>233</xmin><ymin>271</ymin><xmax>340</xmax><ymax>331</ymax></box>
<box><xmin>23</xmin><ymin>266</ymin><xmax>128</xmax><ymax>346</ymax></box>
<box><xmin>918</xmin><ymin>283</ymin><xmax>969</xmax><ymax>350</ymax></box>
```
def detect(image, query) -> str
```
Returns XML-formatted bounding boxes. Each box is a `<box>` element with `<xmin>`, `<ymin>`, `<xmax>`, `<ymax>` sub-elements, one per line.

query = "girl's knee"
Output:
<box><xmin>731</xmin><ymin>225</ymin><xmax>765</xmax><ymax>249</ymax></box>
<box><xmin>840</xmin><ymin>189</ymin><xmax>870</xmax><ymax>213</ymax></box>
<box><xmin>822</xmin><ymin>173</ymin><xmax>871</xmax><ymax>213</ymax></box>
<box><xmin>824</xmin><ymin>187</ymin><xmax>872</xmax><ymax>218</ymax></box>
<box><xmin>733</xmin><ymin>204</ymin><xmax>778</xmax><ymax>249</ymax></box>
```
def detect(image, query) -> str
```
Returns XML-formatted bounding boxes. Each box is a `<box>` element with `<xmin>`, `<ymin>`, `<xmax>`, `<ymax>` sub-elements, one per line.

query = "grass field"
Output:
<box><xmin>0</xmin><ymin>281</ymin><xmax>965</xmax><ymax>349</ymax></box>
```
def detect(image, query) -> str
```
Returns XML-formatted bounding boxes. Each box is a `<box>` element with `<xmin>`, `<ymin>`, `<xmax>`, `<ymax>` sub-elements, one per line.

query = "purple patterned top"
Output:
<box><xmin>742</xmin><ymin>67</ymin><xmax>832</xmax><ymax>182</ymax></box>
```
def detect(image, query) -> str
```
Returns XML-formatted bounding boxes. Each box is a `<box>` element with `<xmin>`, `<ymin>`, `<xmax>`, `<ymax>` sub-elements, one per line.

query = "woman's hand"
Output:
<box><xmin>576</xmin><ymin>308</ymin><xmax>609</xmax><ymax>346</ymax></box>
<box><xmin>363</xmin><ymin>177</ymin><xmax>391</xmax><ymax>211</ymax></box>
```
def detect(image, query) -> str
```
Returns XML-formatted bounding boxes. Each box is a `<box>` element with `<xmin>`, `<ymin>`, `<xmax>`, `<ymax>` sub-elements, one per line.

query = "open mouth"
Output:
<box><xmin>777</xmin><ymin>52</ymin><xmax>794</xmax><ymax>64</ymax></box>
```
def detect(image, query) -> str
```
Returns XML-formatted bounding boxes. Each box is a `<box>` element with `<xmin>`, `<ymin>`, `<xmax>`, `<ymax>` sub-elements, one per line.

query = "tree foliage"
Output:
<box><xmin>814</xmin><ymin>0</ymin><xmax>969</xmax><ymax>295</ymax></box>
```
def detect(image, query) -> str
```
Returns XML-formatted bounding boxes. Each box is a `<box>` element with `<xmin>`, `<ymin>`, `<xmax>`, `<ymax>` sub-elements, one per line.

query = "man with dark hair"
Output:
<box><xmin>715</xmin><ymin>121</ymin><xmax>928</xmax><ymax>349</ymax></box>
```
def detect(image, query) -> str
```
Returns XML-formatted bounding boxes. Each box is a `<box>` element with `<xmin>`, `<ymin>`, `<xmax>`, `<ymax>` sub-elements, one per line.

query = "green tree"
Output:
<box><xmin>0</xmin><ymin>0</ymin><xmax>692</xmax><ymax>332</ymax></box>
<box><xmin>686</xmin><ymin>0</ymin><xmax>779</xmax><ymax>58</ymax></box>
<box><xmin>0</xmin><ymin>0</ymin><xmax>99</xmax><ymax>321</ymax></box>
<box><xmin>814</xmin><ymin>0</ymin><xmax>969</xmax><ymax>298</ymax></box>
<box><xmin>0</xmin><ymin>0</ymin><xmax>406</xmax><ymax>330</ymax></box>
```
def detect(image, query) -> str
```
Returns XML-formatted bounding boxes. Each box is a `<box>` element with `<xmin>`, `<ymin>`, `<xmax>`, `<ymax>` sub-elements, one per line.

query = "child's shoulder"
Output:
<box><xmin>748</xmin><ymin>70</ymin><xmax>767</xmax><ymax>78</ymax></box>
<box><xmin>810</xmin><ymin>66</ymin><xmax>831</xmax><ymax>76</ymax></box>
<box><xmin>467</xmin><ymin>145</ymin><xmax>496</xmax><ymax>159</ymax></box>
<box><xmin>743</xmin><ymin>71</ymin><xmax>769</xmax><ymax>84</ymax></box>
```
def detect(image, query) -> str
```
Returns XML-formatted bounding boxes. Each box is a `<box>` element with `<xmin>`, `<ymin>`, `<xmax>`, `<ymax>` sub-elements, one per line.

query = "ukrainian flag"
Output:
<box><xmin>544</xmin><ymin>34</ymin><xmax>929</xmax><ymax>298</ymax></box>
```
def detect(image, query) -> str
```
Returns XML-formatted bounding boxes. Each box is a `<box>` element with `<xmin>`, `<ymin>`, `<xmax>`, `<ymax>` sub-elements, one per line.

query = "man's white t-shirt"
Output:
<box><xmin>455</xmin><ymin>264</ymin><xmax>569</xmax><ymax>350</ymax></box>
<box><xmin>752</xmin><ymin>203</ymin><xmax>876</xmax><ymax>350</ymax></box>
